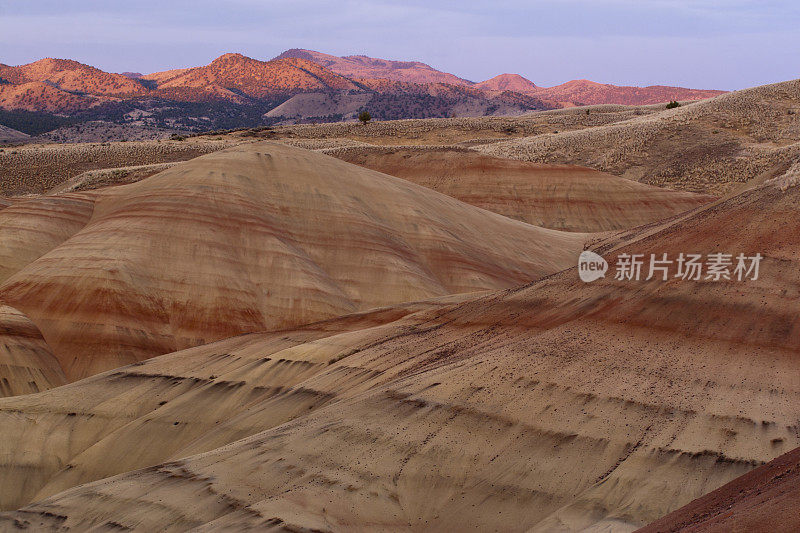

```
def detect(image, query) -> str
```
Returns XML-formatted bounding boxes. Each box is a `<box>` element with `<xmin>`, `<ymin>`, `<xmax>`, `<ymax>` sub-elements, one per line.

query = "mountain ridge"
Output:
<box><xmin>273</xmin><ymin>48</ymin><xmax>474</xmax><ymax>86</ymax></box>
<box><xmin>0</xmin><ymin>50</ymin><xmax>725</xmax><ymax>131</ymax></box>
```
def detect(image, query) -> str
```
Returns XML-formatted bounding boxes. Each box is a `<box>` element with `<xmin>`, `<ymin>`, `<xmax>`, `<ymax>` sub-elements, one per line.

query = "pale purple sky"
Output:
<box><xmin>0</xmin><ymin>0</ymin><xmax>797</xmax><ymax>90</ymax></box>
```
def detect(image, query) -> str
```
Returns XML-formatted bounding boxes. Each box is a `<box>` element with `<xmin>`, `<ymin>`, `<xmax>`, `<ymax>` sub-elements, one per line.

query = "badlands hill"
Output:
<box><xmin>0</xmin><ymin>141</ymin><xmax>586</xmax><ymax>389</ymax></box>
<box><xmin>264</xmin><ymin>91</ymin><xmax>373</xmax><ymax>120</ymax></box>
<box><xmin>481</xmin><ymin>79</ymin><xmax>800</xmax><ymax>194</ymax></box>
<box><xmin>331</xmin><ymin>145</ymin><xmax>714</xmax><ymax>231</ymax></box>
<box><xmin>0</xmin><ymin>157</ymin><xmax>797</xmax><ymax>530</ymax></box>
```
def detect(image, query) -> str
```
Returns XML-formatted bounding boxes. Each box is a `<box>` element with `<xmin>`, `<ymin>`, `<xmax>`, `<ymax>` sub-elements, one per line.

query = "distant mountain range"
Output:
<box><xmin>0</xmin><ymin>49</ymin><xmax>726</xmax><ymax>134</ymax></box>
<box><xmin>273</xmin><ymin>49</ymin><xmax>724</xmax><ymax>106</ymax></box>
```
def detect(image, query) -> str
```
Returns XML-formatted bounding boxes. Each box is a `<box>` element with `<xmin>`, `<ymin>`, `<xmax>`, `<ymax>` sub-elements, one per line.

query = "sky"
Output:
<box><xmin>0</xmin><ymin>0</ymin><xmax>798</xmax><ymax>90</ymax></box>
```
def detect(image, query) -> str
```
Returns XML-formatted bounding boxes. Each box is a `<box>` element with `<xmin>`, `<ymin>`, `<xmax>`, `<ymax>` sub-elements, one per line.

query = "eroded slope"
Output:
<box><xmin>0</xmin><ymin>176</ymin><xmax>797</xmax><ymax>531</ymax></box>
<box><xmin>330</xmin><ymin>146</ymin><xmax>715</xmax><ymax>231</ymax></box>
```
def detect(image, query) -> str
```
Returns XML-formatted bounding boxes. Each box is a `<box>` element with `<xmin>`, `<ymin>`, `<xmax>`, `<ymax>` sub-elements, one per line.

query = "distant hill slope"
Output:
<box><xmin>0</xmin><ymin>124</ymin><xmax>29</xmax><ymax>143</ymax></box>
<box><xmin>0</xmin><ymin>58</ymin><xmax>146</xmax><ymax>96</ymax></box>
<box><xmin>264</xmin><ymin>91</ymin><xmax>373</xmax><ymax>120</ymax></box>
<box><xmin>0</xmin><ymin>58</ymin><xmax>148</xmax><ymax>113</ymax></box>
<box><xmin>146</xmin><ymin>53</ymin><xmax>361</xmax><ymax>101</ymax></box>
<box><xmin>535</xmin><ymin>79</ymin><xmax>726</xmax><ymax>106</ymax></box>
<box><xmin>0</xmin><ymin>81</ymin><xmax>101</xmax><ymax>113</ymax></box>
<box><xmin>480</xmin><ymin>79</ymin><xmax>800</xmax><ymax>194</ymax></box>
<box><xmin>476</xmin><ymin>76</ymin><xmax>723</xmax><ymax>106</ymax></box>
<box><xmin>273</xmin><ymin>49</ymin><xmax>724</xmax><ymax>106</ymax></box>
<box><xmin>476</xmin><ymin>73</ymin><xmax>539</xmax><ymax>93</ymax></box>
<box><xmin>273</xmin><ymin>48</ymin><xmax>473</xmax><ymax>86</ymax></box>
<box><xmin>148</xmin><ymin>53</ymin><xmax>552</xmax><ymax>119</ymax></box>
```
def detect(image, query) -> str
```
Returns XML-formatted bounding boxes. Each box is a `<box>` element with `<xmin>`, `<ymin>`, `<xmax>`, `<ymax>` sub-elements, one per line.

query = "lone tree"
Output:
<box><xmin>666</xmin><ymin>101</ymin><xmax>681</xmax><ymax>109</ymax></box>
<box><xmin>358</xmin><ymin>110</ymin><xmax>371</xmax><ymax>124</ymax></box>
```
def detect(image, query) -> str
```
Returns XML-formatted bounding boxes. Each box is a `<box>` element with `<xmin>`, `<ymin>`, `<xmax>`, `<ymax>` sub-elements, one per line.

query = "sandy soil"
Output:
<box><xmin>34</xmin><ymin>121</ymin><xmax>182</xmax><ymax>143</ymax></box>
<box><xmin>0</xmin><ymin>138</ymin><xmax>237</xmax><ymax>195</ymax></box>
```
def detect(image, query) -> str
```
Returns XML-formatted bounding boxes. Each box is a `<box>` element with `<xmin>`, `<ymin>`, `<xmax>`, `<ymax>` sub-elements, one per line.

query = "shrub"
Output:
<box><xmin>358</xmin><ymin>111</ymin><xmax>371</xmax><ymax>124</ymax></box>
<box><xmin>666</xmin><ymin>101</ymin><xmax>681</xmax><ymax>109</ymax></box>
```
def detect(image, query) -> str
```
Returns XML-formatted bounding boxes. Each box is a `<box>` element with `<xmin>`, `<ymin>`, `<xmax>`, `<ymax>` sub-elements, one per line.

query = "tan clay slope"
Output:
<box><xmin>0</xmin><ymin>305</ymin><xmax>65</xmax><ymax>397</ymax></box>
<box><xmin>330</xmin><ymin>146</ymin><xmax>715</xmax><ymax>231</ymax></box>
<box><xmin>0</xmin><ymin>141</ymin><xmax>586</xmax><ymax>384</ymax></box>
<box><xmin>639</xmin><ymin>446</ymin><xmax>800</xmax><ymax>533</ymax></box>
<box><xmin>0</xmin><ymin>194</ymin><xmax>95</xmax><ymax>284</ymax></box>
<box><xmin>0</xmin><ymin>194</ymin><xmax>94</xmax><ymax>397</ymax></box>
<box><xmin>0</xmin><ymin>173</ymin><xmax>797</xmax><ymax>531</ymax></box>
<box><xmin>480</xmin><ymin>79</ymin><xmax>800</xmax><ymax>194</ymax></box>
<box><xmin>0</xmin><ymin>296</ymin><xmax>467</xmax><ymax>513</ymax></box>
